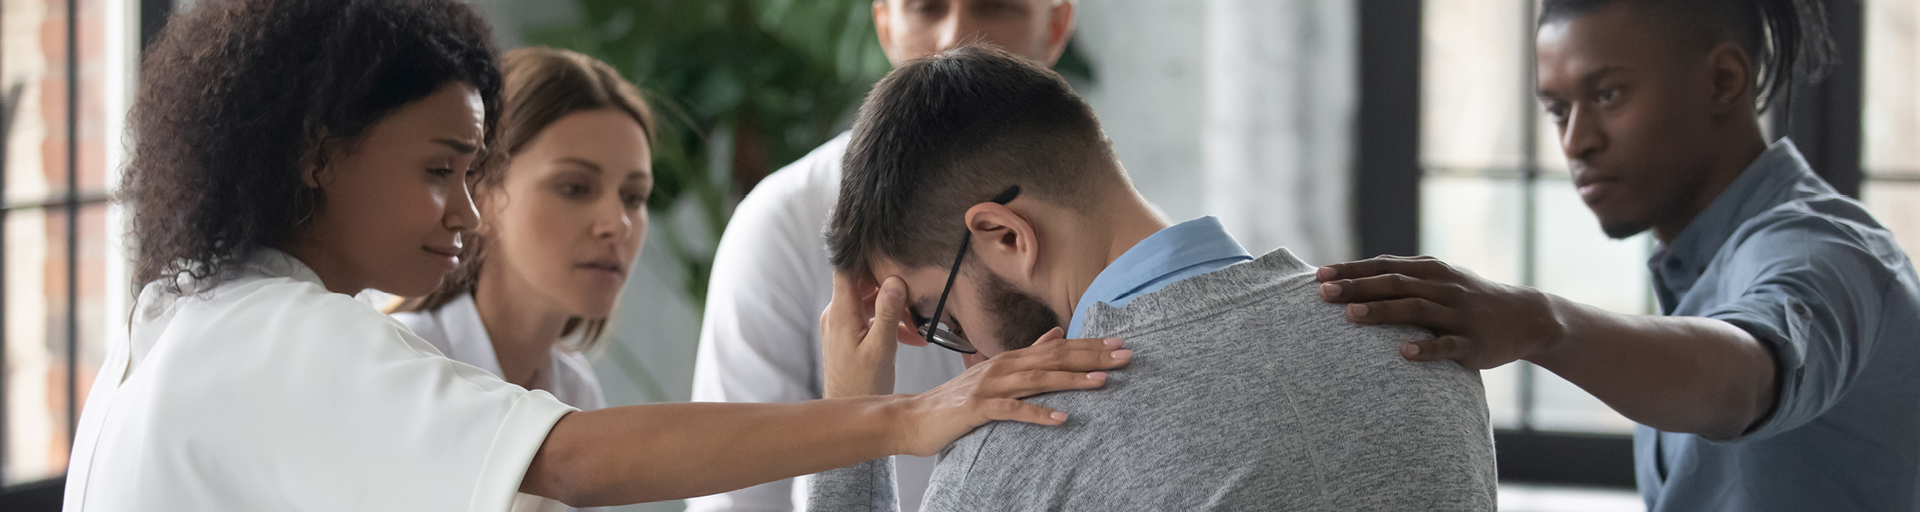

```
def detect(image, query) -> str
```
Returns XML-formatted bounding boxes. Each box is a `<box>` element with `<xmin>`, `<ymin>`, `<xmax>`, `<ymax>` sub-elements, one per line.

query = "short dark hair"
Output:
<box><xmin>1538</xmin><ymin>0</ymin><xmax>1835</xmax><ymax>114</ymax></box>
<box><xmin>124</xmin><ymin>0</ymin><xmax>502</xmax><ymax>293</ymax></box>
<box><xmin>828</xmin><ymin>45</ymin><xmax>1117</xmax><ymax>276</ymax></box>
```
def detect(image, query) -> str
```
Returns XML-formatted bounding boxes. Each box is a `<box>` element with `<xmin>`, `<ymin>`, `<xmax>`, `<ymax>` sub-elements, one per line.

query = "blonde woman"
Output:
<box><xmin>391</xmin><ymin>48</ymin><xmax>655</xmax><ymax>419</ymax></box>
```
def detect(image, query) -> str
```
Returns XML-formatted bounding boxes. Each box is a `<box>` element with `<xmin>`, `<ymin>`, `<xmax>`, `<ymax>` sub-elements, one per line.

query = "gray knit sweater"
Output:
<box><xmin>809</xmin><ymin>248</ymin><xmax>1497</xmax><ymax>511</ymax></box>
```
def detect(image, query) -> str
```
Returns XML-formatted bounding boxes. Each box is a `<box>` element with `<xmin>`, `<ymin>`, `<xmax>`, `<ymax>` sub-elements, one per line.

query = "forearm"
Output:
<box><xmin>524</xmin><ymin>396</ymin><xmax>907</xmax><ymax>506</ymax></box>
<box><xmin>1529</xmin><ymin>295</ymin><xmax>1777</xmax><ymax>440</ymax></box>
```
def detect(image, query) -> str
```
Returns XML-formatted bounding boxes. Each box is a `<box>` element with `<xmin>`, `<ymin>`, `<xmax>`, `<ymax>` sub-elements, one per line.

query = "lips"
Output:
<box><xmin>423</xmin><ymin>245</ymin><xmax>462</xmax><ymax>271</ymax></box>
<box><xmin>1572</xmin><ymin>169</ymin><xmax>1619</xmax><ymax>204</ymax></box>
<box><xmin>577</xmin><ymin>257</ymin><xmax>625</xmax><ymax>276</ymax></box>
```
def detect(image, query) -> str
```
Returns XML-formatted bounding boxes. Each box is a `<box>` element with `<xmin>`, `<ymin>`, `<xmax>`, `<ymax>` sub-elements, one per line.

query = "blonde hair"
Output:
<box><xmin>394</xmin><ymin>47</ymin><xmax>658</xmax><ymax>351</ymax></box>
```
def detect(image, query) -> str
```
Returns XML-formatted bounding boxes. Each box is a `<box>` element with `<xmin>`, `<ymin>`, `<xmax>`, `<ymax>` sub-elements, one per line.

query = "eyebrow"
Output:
<box><xmin>432</xmin><ymin>138</ymin><xmax>479</xmax><ymax>154</ymax></box>
<box><xmin>557</xmin><ymin>156</ymin><xmax>651</xmax><ymax>180</ymax></box>
<box><xmin>1539</xmin><ymin>65</ymin><xmax>1624</xmax><ymax>98</ymax></box>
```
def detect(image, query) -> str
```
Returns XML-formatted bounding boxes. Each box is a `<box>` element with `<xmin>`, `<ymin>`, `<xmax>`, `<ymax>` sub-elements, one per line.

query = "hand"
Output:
<box><xmin>1316</xmin><ymin>255</ymin><xmax>1567</xmax><ymax>370</ymax></box>
<box><xmin>891</xmin><ymin>329</ymin><xmax>1130</xmax><ymax>457</ymax></box>
<box><xmin>821</xmin><ymin>273</ymin><xmax>924</xmax><ymax>399</ymax></box>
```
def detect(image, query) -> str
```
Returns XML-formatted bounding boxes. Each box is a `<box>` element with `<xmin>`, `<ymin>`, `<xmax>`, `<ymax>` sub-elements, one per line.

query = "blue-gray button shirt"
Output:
<box><xmin>1639</xmin><ymin>138</ymin><xmax>1920</xmax><ymax>511</ymax></box>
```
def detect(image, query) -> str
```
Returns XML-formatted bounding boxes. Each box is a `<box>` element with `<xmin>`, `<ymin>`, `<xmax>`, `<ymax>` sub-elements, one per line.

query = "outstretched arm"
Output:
<box><xmin>523</xmin><ymin>274</ymin><xmax>1129</xmax><ymax>507</ymax></box>
<box><xmin>1316</xmin><ymin>255</ymin><xmax>1775</xmax><ymax>440</ymax></box>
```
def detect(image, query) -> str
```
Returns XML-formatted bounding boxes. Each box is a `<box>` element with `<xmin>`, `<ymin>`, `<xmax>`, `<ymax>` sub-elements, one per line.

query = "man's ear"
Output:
<box><xmin>1042</xmin><ymin>0</ymin><xmax>1076</xmax><ymax>66</ymax></box>
<box><xmin>1704</xmin><ymin>41</ymin><xmax>1756</xmax><ymax>116</ymax></box>
<box><xmin>964</xmin><ymin>202</ymin><xmax>1039</xmax><ymax>279</ymax></box>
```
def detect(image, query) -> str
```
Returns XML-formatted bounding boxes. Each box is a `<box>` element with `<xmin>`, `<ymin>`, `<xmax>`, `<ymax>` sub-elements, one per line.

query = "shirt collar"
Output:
<box><xmin>1068</xmin><ymin>216</ymin><xmax>1252</xmax><ymax>336</ymax></box>
<box><xmin>246</xmin><ymin>248</ymin><xmax>326</xmax><ymax>286</ymax></box>
<box><xmin>1648</xmin><ymin>138</ymin><xmax>1826</xmax><ymax>308</ymax></box>
<box><xmin>437</xmin><ymin>293</ymin><xmax>506</xmax><ymax>377</ymax></box>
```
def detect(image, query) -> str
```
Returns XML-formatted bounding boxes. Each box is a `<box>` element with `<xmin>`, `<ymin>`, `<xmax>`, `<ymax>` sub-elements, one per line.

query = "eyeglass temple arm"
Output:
<box><xmin>923</xmin><ymin>186</ymin><xmax>1020</xmax><ymax>335</ymax></box>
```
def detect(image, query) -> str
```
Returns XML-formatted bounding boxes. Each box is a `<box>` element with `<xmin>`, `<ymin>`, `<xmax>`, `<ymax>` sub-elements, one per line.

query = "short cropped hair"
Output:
<box><xmin>1538</xmin><ymin>0</ymin><xmax>1834</xmax><ymax>114</ymax></box>
<box><xmin>828</xmin><ymin>45</ymin><xmax>1117</xmax><ymax>276</ymax></box>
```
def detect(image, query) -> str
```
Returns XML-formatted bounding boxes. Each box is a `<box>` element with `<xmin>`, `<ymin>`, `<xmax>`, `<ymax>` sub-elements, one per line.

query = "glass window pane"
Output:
<box><xmin>1531</xmin><ymin>364</ymin><xmax>1638</xmax><ymax>434</ymax></box>
<box><xmin>1421</xmin><ymin>0</ymin><xmax>1530</xmax><ymax>172</ymax></box>
<box><xmin>2</xmin><ymin>203</ymin><xmax>110</xmax><ymax>486</ymax></box>
<box><xmin>1532</xmin><ymin>178</ymin><xmax>1655</xmax><ymax>316</ymax></box>
<box><xmin>1527</xmin><ymin>179</ymin><xmax>1644</xmax><ymax>434</ymax></box>
<box><xmin>2</xmin><ymin>0</ymin><xmax>119</xmax><ymax>485</ymax></box>
<box><xmin>1864</xmin><ymin>180</ymin><xmax>1920</xmax><ymax>260</ymax></box>
<box><xmin>1864</xmin><ymin>0</ymin><xmax>1920</xmax><ymax>174</ymax></box>
<box><xmin>1421</xmin><ymin>175</ymin><xmax>1525</xmax><ymax>284</ymax></box>
<box><xmin>1421</xmin><ymin>175</ymin><xmax>1523</xmax><ymax>427</ymax></box>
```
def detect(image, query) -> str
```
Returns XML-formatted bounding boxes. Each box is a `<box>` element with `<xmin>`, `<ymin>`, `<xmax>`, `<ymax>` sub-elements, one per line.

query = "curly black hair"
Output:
<box><xmin>124</xmin><ymin>0</ymin><xmax>502</xmax><ymax>293</ymax></box>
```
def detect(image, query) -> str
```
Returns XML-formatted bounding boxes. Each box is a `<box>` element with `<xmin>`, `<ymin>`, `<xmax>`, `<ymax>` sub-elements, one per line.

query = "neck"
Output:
<box><xmin>1055</xmin><ymin>189</ymin><xmax>1169</xmax><ymax>323</ymax></box>
<box><xmin>1650</xmin><ymin>123</ymin><xmax>1769</xmax><ymax>244</ymax></box>
<box><xmin>471</xmin><ymin>266</ymin><xmax>570</xmax><ymax>389</ymax></box>
<box><xmin>280</xmin><ymin>238</ymin><xmax>362</xmax><ymax>295</ymax></box>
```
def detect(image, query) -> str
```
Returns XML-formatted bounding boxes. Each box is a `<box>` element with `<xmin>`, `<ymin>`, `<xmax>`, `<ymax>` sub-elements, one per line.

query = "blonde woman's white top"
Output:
<box><xmin>63</xmin><ymin>249</ymin><xmax>577</xmax><ymax>512</ymax></box>
<box><xmin>392</xmin><ymin>293</ymin><xmax>608</xmax><ymax>413</ymax></box>
<box><xmin>391</xmin><ymin>293</ymin><xmax>611</xmax><ymax>512</ymax></box>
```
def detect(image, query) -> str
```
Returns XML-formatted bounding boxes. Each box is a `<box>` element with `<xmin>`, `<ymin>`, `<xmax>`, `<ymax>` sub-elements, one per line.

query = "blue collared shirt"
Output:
<box><xmin>1638</xmin><ymin>138</ymin><xmax>1920</xmax><ymax>511</ymax></box>
<box><xmin>1066</xmin><ymin>216</ymin><xmax>1253</xmax><ymax>338</ymax></box>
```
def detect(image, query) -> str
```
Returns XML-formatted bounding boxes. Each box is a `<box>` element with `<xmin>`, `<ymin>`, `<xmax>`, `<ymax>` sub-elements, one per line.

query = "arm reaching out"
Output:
<box><xmin>520</xmin><ymin>274</ymin><xmax>1130</xmax><ymax>507</ymax></box>
<box><xmin>1316</xmin><ymin>255</ymin><xmax>1775</xmax><ymax>440</ymax></box>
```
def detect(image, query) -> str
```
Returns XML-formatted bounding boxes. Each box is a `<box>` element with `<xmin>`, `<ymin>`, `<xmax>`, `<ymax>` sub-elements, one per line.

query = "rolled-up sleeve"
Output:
<box><xmin>1700</xmin><ymin>214</ymin><xmax>1897</xmax><ymax>441</ymax></box>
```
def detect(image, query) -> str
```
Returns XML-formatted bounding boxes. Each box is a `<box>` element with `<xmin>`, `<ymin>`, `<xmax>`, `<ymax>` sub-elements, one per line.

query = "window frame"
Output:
<box><xmin>0</xmin><ymin>0</ymin><xmax>171</xmax><ymax>508</ymax></box>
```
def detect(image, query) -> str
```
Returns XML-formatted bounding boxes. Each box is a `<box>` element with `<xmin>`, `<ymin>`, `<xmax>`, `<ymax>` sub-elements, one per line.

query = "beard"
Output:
<box><xmin>978</xmin><ymin>268</ymin><xmax>1062</xmax><ymax>352</ymax></box>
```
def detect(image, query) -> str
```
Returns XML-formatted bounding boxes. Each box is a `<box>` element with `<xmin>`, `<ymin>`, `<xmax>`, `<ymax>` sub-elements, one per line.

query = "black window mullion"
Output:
<box><xmin>1774</xmin><ymin>0</ymin><xmax>1865</xmax><ymax>198</ymax></box>
<box><xmin>64</xmin><ymin>0</ymin><xmax>82</xmax><ymax>451</ymax></box>
<box><xmin>1355</xmin><ymin>0</ymin><xmax>1422</xmax><ymax>259</ymax></box>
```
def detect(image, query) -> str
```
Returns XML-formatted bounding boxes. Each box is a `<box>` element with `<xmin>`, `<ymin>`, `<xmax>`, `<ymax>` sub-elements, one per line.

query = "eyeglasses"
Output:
<box><xmin>914</xmin><ymin>185</ymin><xmax>1022</xmax><ymax>354</ymax></box>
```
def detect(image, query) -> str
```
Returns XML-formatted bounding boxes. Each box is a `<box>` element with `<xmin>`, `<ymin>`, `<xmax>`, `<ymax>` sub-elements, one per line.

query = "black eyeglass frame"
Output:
<box><xmin>917</xmin><ymin>186</ymin><xmax>1022</xmax><ymax>354</ymax></box>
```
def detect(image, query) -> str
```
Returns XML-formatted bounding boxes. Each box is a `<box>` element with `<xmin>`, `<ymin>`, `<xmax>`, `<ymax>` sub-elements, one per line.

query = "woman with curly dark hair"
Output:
<box><xmin>64</xmin><ymin>0</ymin><xmax>1129</xmax><ymax>510</ymax></box>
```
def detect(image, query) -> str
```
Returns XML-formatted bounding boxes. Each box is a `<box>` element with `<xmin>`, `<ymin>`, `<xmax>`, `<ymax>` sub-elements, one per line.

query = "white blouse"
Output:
<box><xmin>63</xmin><ymin>250</ymin><xmax>577</xmax><ymax>512</ymax></box>
<box><xmin>392</xmin><ymin>293</ymin><xmax>607</xmax><ymax>412</ymax></box>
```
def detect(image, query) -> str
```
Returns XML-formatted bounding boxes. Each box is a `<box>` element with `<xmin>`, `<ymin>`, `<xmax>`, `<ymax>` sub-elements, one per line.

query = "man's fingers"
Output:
<box><xmin>1319</xmin><ymin>273</ymin><xmax>1461</xmax><ymax>305</ymax></box>
<box><xmin>1402</xmin><ymin>335</ymin><xmax>1472</xmax><ymax>364</ymax></box>
<box><xmin>982</xmin><ymin>398</ymin><xmax>1069</xmax><ymax>426</ymax></box>
<box><xmin>896</xmin><ymin>321</ymin><xmax>930</xmax><ymax>347</ymax></box>
<box><xmin>867</xmin><ymin>277</ymin><xmax>909</xmax><ymax>340</ymax></box>
<box><xmin>1342</xmin><ymin>297</ymin><xmax>1456</xmax><ymax>330</ymax></box>
<box><xmin>1316</xmin><ymin>255</ymin><xmax>1450</xmax><ymax>283</ymax></box>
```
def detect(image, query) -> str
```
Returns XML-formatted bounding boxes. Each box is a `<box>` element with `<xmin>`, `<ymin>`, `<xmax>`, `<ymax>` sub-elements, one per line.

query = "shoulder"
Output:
<box><xmin>1721</xmin><ymin>196</ymin><xmax>1911</xmax><ymax>284</ymax></box>
<box><xmin>388</xmin><ymin>309</ymin><xmax>450</xmax><ymax>355</ymax></box>
<box><xmin>709</xmin><ymin>133</ymin><xmax>848</xmax><ymax>279</ymax></box>
<box><xmin>157</xmin><ymin>274</ymin><xmax>447</xmax><ymax>364</ymax></box>
<box><xmin>729</xmin><ymin>132</ymin><xmax>848</xmax><ymax>229</ymax></box>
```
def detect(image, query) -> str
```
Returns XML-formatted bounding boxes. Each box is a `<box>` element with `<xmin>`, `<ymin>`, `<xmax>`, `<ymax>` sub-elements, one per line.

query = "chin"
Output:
<box><xmin>563</xmin><ymin>293</ymin><xmax>620</xmax><ymax>320</ymax></box>
<box><xmin>378</xmin><ymin>270</ymin><xmax>448</xmax><ymax>298</ymax></box>
<box><xmin>1597</xmin><ymin>217</ymin><xmax>1652</xmax><ymax>240</ymax></box>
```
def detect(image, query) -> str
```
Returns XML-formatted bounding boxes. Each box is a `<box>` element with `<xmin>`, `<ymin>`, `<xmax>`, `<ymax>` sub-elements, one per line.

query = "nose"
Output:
<box><xmin>593</xmin><ymin>195</ymin><xmax>636</xmax><ymax>241</ymax></box>
<box><xmin>443</xmin><ymin>176</ymin><xmax>481</xmax><ymax>236</ymax></box>
<box><xmin>1560</xmin><ymin>105</ymin><xmax>1606</xmax><ymax>163</ymax></box>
